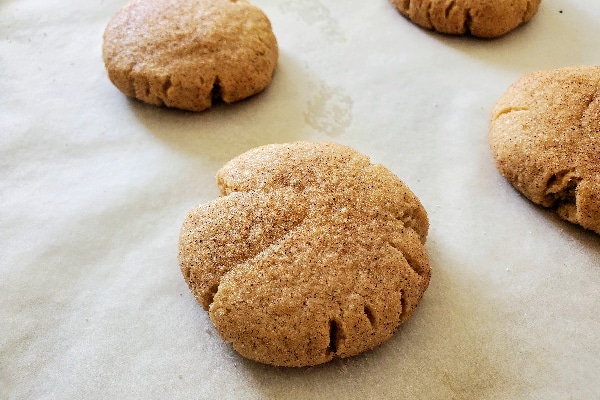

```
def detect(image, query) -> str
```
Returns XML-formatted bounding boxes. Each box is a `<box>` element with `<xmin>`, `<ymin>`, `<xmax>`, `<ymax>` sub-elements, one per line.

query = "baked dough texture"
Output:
<box><xmin>390</xmin><ymin>0</ymin><xmax>541</xmax><ymax>38</ymax></box>
<box><xmin>490</xmin><ymin>66</ymin><xmax>600</xmax><ymax>234</ymax></box>
<box><xmin>102</xmin><ymin>0</ymin><xmax>278</xmax><ymax>111</ymax></box>
<box><xmin>178</xmin><ymin>142</ymin><xmax>431</xmax><ymax>367</ymax></box>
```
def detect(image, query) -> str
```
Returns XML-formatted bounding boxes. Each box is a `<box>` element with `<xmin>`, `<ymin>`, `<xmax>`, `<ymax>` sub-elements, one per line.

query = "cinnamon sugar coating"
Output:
<box><xmin>102</xmin><ymin>0</ymin><xmax>278</xmax><ymax>111</ymax></box>
<box><xmin>490</xmin><ymin>66</ymin><xmax>600</xmax><ymax>234</ymax></box>
<box><xmin>179</xmin><ymin>142</ymin><xmax>431</xmax><ymax>367</ymax></box>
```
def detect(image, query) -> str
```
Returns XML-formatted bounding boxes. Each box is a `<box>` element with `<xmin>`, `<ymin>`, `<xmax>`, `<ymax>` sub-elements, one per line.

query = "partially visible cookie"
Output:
<box><xmin>390</xmin><ymin>0</ymin><xmax>541</xmax><ymax>38</ymax></box>
<box><xmin>490</xmin><ymin>66</ymin><xmax>600</xmax><ymax>234</ymax></box>
<box><xmin>179</xmin><ymin>142</ymin><xmax>431</xmax><ymax>367</ymax></box>
<box><xmin>102</xmin><ymin>0</ymin><xmax>278</xmax><ymax>111</ymax></box>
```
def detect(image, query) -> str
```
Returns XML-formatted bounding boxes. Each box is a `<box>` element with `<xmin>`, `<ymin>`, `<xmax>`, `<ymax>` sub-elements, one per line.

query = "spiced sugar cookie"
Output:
<box><xmin>102</xmin><ymin>0</ymin><xmax>278</xmax><ymax>111</ymax></box>
<box><xmin>391</xmin><ymin>0</ymin><xmax>542</xmax><ymax>38</ymax></box>
<box><xmin>178</xmin><ymin>142</ymin><xmax>431</xmax><ymax>367</ymax></box>
<box><xmin>490</xmin><ymin>66</ymin><xmax>600</xmax><ymax>234</ymax></box>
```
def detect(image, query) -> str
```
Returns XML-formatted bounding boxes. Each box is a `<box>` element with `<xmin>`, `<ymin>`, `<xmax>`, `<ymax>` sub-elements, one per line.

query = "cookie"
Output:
<box><xmin>490</xmin><ymin>66</ymin><xmax>600</xmax><ymax>234</ymax></box>
<box><xmin>178</xmin><ymin>142</ymin><xmax>431</xmax><ymax>367</ymax></box>
<box><xmin>390</xmin><ymin>0</ymin><xmax>541</xmax><ymax>38</ymax></box>
<box><xmin>102</xmin><ymin>0</ymin><xmax>278</xmax><ymax>112</ymax></box>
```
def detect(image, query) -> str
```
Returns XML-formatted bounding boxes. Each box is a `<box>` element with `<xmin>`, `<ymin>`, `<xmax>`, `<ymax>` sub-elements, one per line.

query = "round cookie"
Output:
<box><xmin>490</xmin><ymin>66</ymin><xmax>600</xmax><ymax>234</ymax></box>
<box><xmin>179</xmin><ymin>142</ymin><xmax>431</xmax><ymax>367</ymax></box>
<box><xmin>390</xmin><ymin>0</ymin><xmax>541</xmax><ymax>38</ymax></box>
<box><xmin>102</xmin><ymin>0</ymin><xmax>278</xmax><ymax>112</ymax></box>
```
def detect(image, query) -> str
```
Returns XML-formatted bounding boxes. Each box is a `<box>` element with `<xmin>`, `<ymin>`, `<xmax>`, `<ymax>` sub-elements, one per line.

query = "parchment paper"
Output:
<box><xmin>1</xmin><ymin>0</ymin><xmax>599</xmax><ymax>398</ymax></box>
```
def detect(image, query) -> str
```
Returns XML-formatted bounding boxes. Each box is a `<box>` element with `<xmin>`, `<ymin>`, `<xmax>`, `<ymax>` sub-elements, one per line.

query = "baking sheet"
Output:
<box><xmin>1</xmin><ymin>0</ymin><xmax>599</xmax><ymax>398</ymax></box>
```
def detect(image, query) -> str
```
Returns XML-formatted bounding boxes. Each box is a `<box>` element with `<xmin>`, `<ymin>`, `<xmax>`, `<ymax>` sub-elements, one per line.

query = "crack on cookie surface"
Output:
<box><xmin>493</xmin><ymin>106</ymin><xmax>530</xmax><ymax>120</ymax></box>
<box><xmin>206</xmin><ymin>283</ymin><xmax>220</xmax><ymax>309</ymax></box>
<box><xmin>524</xmin><ymin>0</ymin><xmax>539</xmax><ymax>22</ymax></box>
<box><xmin>189</xmin><ymin>268</ymin><xmax>222</xmax><ymax>310</ymax></box>
<box><xmin>181</xmin><ymin>189</ymin><xmax>310</xmax><ymax>312</ymax></box>
<box><xmin>545</xmin><ymin>169</ymin><xmax>582</xmax><ymax>210</ymax></box>
<box><xmin>399</xmin><ymin>290</ymin><xmax>407</xmax><ymax>322</ymax></box>
<box><xmin>387</xmin><ymin>240</ymin><xmax>427</xmax><ymax>277</ymax></box>
<box><xmin>364</xmin><ymin>304</ymin><xmax>377</xmax><ymax>327</ymax></box>
<box><xmin>425</xmin><ymin>0</ymin><xmax>434</xmax><ymax>27</ymax></box>
<box><xmin>211</xmin><ymin>76</ymin><xmax>223</xmax><ymax>103</ymax></box>
<box><xmin>238</xmin><ymin>208</ymin><xmax>309</xmax><ymax>267</ymax></box>
<box><xmin>444</xmin><ymin>0</ymin><xmax>456</xmax><ymax>19</ymax></box>
<box><xmin>581</xmin><ymin>89</ymin><xmax>599</xmax><ymax>124</ymax></box>
<box><xmin>327</xmin><ymin>319</ymin><xmax>343</xmax><ymax>355</ymax></box>
<box><xmin>395</xmin><ymin>212</ymin><xmax>423</xmax><ymax>240</ymax></box>
<box><xmin>463</xmin><ymin>8</ymin><xmax>473</xmax><ymax>35</ymax></box>
<box><xmin>162</xmin><ymin>75</ymin><xmax>173</xmax><ymax>97</ymax></box>
<box><xmin>523</xmin><ymin>1</ymin><xmax>532</xmax><ymax>22</ymax></box>
<box><xmin>401</xmin><ymin>0</ymin><xmax>411</xmax><ymax>13</ymax></box>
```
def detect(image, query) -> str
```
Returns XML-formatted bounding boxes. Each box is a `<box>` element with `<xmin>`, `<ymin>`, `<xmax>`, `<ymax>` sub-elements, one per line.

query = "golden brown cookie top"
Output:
<box><xmin>390</xmin><ymin>0</ymin><xmax>541</xmax><ymax>38</ymax></box>
<box><xmin>490</xmin><ymin>66</ymin><xmax>600</xmax><ymax>233</ymax></box>
<box><xmin>102</xmin><ymin>0</ymin><xmax>278</xmax><ymax>111</ymax></box>
<box><xmin>179</xmin><ymin>142</ymin><xmax>431</xmax><ymax>367</ymax></box>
